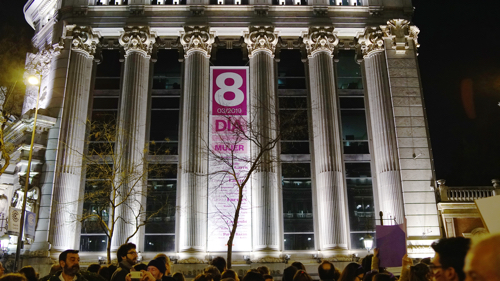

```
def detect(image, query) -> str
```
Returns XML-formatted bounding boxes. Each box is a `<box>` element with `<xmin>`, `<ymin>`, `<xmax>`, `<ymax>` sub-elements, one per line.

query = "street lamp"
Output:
<box><xmin>363</xmin><ymin>234</ymin><xmax>374</xmax><ymax>252</ymax></box>
<box><xmin>14</xmin><ymin>74</ymin><xmax>41</xmax><ymax>271</ymax></box>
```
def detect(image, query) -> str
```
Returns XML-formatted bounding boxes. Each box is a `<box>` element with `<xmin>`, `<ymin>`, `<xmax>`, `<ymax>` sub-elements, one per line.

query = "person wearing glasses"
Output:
<box><xmin>111</xmin><ymin>243</ymin><xmax>139</xmax><ymax>281</ymax></box>
<box><xmin>430</xmin><ymin>238</ymin><xmax>470</xmax><ymax>281</ymax></box>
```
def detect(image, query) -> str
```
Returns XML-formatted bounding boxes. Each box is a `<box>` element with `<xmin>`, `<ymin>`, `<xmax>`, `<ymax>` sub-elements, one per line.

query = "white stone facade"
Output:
<box><xmin>0</xmin><ymin>0</ymin><xmax>443</xmax><ymax>267</ymax></box>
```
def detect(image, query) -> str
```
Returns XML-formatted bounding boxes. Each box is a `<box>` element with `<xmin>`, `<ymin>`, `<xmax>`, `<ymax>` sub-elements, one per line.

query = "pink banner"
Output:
<box><xmin>208</xmin><ymin>67</ymin><xmax>251</xmax><ymax>252</ymax></box>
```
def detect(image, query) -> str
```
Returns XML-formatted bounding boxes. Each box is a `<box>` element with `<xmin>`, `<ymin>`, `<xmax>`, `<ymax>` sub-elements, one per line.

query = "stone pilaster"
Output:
<box><xmin>244</xmin><ymin>26</ymin><xmax>280</xmax><ymax>252</ymax></box>
<box><xmin>112</xmin><ymin>26</ymin><xmax>156</xmax><ymax>248</ymax></box>
<box><xmin>358</xmin><ymin>27</ymin><xmax>405</xmax><ymax>224</ymax></box>
<box><xmin>50</xmin><ymin>26</ymin><xmax>99</xmax><ymax>251</ymax></box>
<box><xmin>177</xmin><ymin>26</ymin><xmax>214</xmax><ymax>254</ymax></box>
<box><xmin>303</xmin><ymin>27</ymin><xmax>348</xmax><ymax>250</ymax></box>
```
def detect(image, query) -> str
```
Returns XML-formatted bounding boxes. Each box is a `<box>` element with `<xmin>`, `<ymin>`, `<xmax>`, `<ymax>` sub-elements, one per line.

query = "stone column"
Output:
<box><xmin>113</xmin><ymin>26</ymin><xmax>156</xmax><ymax>248</ymax></box>
<box><xmin>177</xmin><ymin>26</ymin><xmax>214</xmax><ymax>254</ymax></box>
<box><xmin>244</xmin><ymin>26</ymin><xmax>280</xmax><ymax>252</ymax></box>
<box><xmin>51</xmin><ymin>26</ymin><xmax>99</xmax><ymax>250</ymax></box>
<box><xmin>358</xmin><ymin>27</ymin><xmax>405</xmax><ymax>223</ymax></box>
<box><xmin>303</xmin><ymin>27</ymin><xmax>348</xmax><ymax>250</ymax></box>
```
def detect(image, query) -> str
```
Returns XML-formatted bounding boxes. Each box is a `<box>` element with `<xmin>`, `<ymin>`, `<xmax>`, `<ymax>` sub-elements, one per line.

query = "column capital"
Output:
<box><xmin>381</xmin><ymin>19</ymin><xmax>420</xmax><ymax>54</ymax></box>
<box><xmin>244</xmin><ymin>26</ymin><xmax>278</xmax><ymax>57</ymax></box>
<box><xmin>66</xmin><ymin>25</ymin><xmax>100</xmax><ymax>57</ymax></box>
<box><xmin>24</xmin><ymin>45</ymin><xmax>61</xmax><ymax>78</ymax></box>
<box><xmin>357</xmin><ymin>27</ymin><xmax>385</xmax><ymax>57</ymax></box>
<box><xmin>119</xmin><ymin>26</ymin><xmax>156</xmax><ymax>56</ymax></box>
<box><xmin>180</xmin><ymin>26</ymin><xmax>215</xmax><ymax>57</ymax></box>
<box><xmin>302</xmin><ymin>26</ymin><xmax>338</xmax><ymax>57</ymax></box>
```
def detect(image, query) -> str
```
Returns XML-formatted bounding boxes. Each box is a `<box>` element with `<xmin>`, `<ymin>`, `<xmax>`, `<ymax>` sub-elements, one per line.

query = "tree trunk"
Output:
<box><xmin>226</xmin><ymin>185</ymin><xmax>244</xmax><ymax>269</ymax></box>
<box><xmin>107</xmin><ymin>235</ymin><xmax>112</xmax><ymax>264</ymax></box>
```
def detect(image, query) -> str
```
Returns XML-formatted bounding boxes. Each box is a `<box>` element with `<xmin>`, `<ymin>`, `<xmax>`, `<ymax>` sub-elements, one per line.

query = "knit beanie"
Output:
<box><xmin>148</xmin><ymin>259</ymin><xmax>167</xmax><ymax>275</ymax></box>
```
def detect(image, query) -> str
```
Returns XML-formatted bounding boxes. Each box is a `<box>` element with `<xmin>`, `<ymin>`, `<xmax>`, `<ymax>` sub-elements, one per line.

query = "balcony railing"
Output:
<box><xmin>437</xmin><ymin>179</ymin><xmax>500</xmax><ymax>202</ymax></box>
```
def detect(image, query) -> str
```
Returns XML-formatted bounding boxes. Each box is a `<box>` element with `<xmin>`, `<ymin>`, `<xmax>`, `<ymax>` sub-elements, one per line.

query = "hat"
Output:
<box><xmin>148</xmin><ymin>259</ymin><xmax>167</xmax><ymax>275</ymax></box>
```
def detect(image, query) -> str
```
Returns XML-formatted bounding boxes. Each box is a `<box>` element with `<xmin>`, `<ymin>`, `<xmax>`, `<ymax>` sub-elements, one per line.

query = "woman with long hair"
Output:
<box><xmin>338</xmin><ymin>263</ymin><xmax>365</xmax><ymax>281</ymax></box>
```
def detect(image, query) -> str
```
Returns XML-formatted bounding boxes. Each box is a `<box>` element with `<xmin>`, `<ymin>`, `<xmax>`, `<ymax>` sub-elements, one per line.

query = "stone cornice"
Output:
<box><xmin>180</xmin><ymin>26</ymin><xmax>215</xmax><ymax>57</ymax></box>
<box><xmin>381</xmin><ymin>19</ymin><xmax>419</xmax><ymax>54</ymax></box>
<box><xmin>302</xmin><ymin>26</ymin><xmax>338</xmax><ymax>58</ymax></box>
<box><xmin>119</xmin><ymin>26</ymin><xmax>157</xmax><ymax>56</ymax></box>
<box><xmin>244</xmin><ymin>26</ymin><xmax>278</xmax><ymax>57</ymax></box>
<box><xmin>66</xmin><ymin>25</ymin><xmax>100</xmax><ymax>57</ymax></box>
<box><xmin>357</xmin><ymin>26</ymin><xmax>385</xmax><ymax>57</ymax></box>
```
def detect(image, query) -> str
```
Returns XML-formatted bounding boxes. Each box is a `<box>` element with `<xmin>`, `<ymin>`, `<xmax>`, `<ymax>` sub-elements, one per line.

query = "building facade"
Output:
<box><xmin>1</xmin><ymin>0</ymin><xmax>444</xmax><ymax>266</ymax></box>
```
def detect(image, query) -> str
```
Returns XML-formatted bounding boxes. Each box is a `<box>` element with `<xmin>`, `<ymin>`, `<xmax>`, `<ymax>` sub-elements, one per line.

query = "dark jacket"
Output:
<box><xmin>111</xmin><ymin>261</ymin><xmax>134</xmax><ymax>281</ymax></box>
<box><xmin>49</xmin><ymin>271</ymin><xmax>88</xmax><ymax>281</ymax></box>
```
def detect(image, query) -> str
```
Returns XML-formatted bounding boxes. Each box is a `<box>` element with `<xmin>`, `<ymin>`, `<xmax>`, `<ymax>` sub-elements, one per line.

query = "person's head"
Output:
<box><xmin>98</xmin><ymin>265</ymin><xmax>113</xmax><ymax>281</ymax></box>
<box><xmin>339</xmin><ymin>263</ymin><xmax>364</xmax><ymax>281</ymax></box>
<box><xmin>256</xmin><ymin>267</ymin><xmax>269</xmax><ymax>276</ymax></box>
<box><xmin>242</xmin><ymin>271</ymin><xmax>264</xmax><ymax>281</ymax></box>
<box><xmin>362</xmin><ymin>270</ymin><xmax>378</xmax><ymax>281</ymax></box>
<box><xmin>409</xmin><ymin>263</ymin><xmax>431</xmax><ymax>281</ymax></box>
<box><xmin>153</xmin><ymin>254</ymin><xmax>171</xmax><ymax>276</ymax></box>
<box><xmin>283</xmin><ymin>266</ymin><xmax>299</xmax><ymax>281</ymax></box>
<box><xmin>430</xmin><ymin>237</ymin><xmax>470</xmax><ymax>281</ymax></box>
<box><xmin>117</xmin><ymin>243</ymin><xmax>138</xmax><ymax>265</ymax></box>
<box><xmin>204</xmin><ymin>266</ymin><xmax>221</xmax><ymax>281</ymax></box>
<box><xmin>372</xmin><ymin>273</ymin><xmax>391</xmax><ymax>281</ymax></box>
<box><xmin>318</xmin><ymin>261</ymin><xmax>336</xmax><ymax>281</ymax></box>
<box><xmin>148</xmin><ymin>259</ymin><xmax>167</xmax><ymax>280</ymax></box>
<box><xmin>59</xmin><ymin>250</ymin><xmax>80</xmax><ymax>277</ymax></box>
<box><xmin>0</xmin><ymin>273</ymin><xmax>28</xmax><ymax>281</ymax></box>
<box><xmin>195</xmin><ymin>274</ymin><xmax>214</xmax><ymax>281</ymax></box>
<box><xmin>87</xmin><ymin>264</ymin><xmax>101</xmax><ymax>273</ymax></box>
<box><xmin>293</xmin><ymin>270</ymin><xmax>312</xmax><ymax>281</ymax></box>
<box><xmin>464</xmin><ymin>234</ymin><xmax>500</xmax><ymax>281</ymax></box>
<box><xmin>133</xmin><ymin>263</ymin><xmax>148</xmax><ymax>272</ymax></box>
<box><xmin>212</xmin><ymin>257</ymin><xmax>227</xmax><ymax>275</ymax></box>
<box><xmin>263</xmin><ymin>275</ymin><xmax>273</xmax><ymax>281</ymax></box>
<box><xmin>291</xmin><ymin>262</ymin><xmax>305</xmax><ymax>271</ymax></box>
<box><xmin>172</xmin><ymin>272</ymin><xmax>185</xmax><ymax>281</ymax></box>
<box><xmin>221</xmin><ymin>270</ymin><xmax>239</xmax><ymax>281</ymax></box>
<box><xmin>18</xmin><ymin>266</ymin><xmax>37</xmax><ymax>281</ymax></box>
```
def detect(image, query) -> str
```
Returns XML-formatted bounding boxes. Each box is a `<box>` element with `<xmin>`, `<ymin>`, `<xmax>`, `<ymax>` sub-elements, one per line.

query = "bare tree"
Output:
<box><xmin>80</xmin><ymin>118</ymin><xmax>173</xmax><ymax>263</ymax></box>
<box><xmin>206</xmin><ymin>98</ymin><xmax>305</xmax><ymax>269</ymax></box>
<box><xmin>0</xmin><ymin>26</ymin><xmax>32</xmax><ymax>176</ymax></box>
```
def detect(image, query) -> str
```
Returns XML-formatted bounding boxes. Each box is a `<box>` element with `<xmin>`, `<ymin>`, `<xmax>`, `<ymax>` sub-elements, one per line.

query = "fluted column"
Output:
<box><xmin>303</xmin><ymin>27</ymin><xmax>348</xmax><ymax>250</ymax></box>
<box><xmin>113</xmin><ymin>27</ymin><xmax>156</xmax><ymax>248</ymax></box>
<box><xmin>51</xmin><ymin>26</ymin><xmax>99</xmax><ymax>250</ymax></box>
<box><xmin>244</xmin><ymin>26</ymin><xmax>280</xmax><ymax>252</ymax></box>
<box><xmin>359</xmin><ymin>27</ymin><xmax>404</xmax><ymax>223</ymax></box>
<box><xmin>177</xmin><ymin>26</ymin><xmax>214</xmax><ymax>253</ymax></box>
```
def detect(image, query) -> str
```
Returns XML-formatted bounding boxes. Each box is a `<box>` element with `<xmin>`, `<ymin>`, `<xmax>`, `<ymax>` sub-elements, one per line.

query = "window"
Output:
<box><xmin>149</xmin><ymin>50</ymin><xmax>181</xmax><ymax>155</ymax></box>
<box><xmin>144</xmin><ymin>164</ymin><xmax>177</xmax><ymax>252</ymax></box>
<box><xmin>337</xmin><ymin>50</ymin><xmax>363</xmax><ymax>90</ymax></box>
<box><xmin>282</xmin><ymin>163</ymin><xmax>314</xmax><ymax>250</ymax></box>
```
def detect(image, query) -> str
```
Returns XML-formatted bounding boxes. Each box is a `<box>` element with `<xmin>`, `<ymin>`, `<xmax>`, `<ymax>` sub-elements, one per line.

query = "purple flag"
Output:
<box><xmin>376</xmin><ymin>224</ymin><xmax>406</xmax><ymax>267</ymax></box>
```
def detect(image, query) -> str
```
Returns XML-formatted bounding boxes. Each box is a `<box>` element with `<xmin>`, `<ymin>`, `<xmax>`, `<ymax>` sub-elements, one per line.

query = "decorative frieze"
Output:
<box><xmin>357</xmin><ymin>27</ymin><xmax>385</xmax><ymax>57</ymax></box>
<box><xmin>180</xmin><ymin>26</ymin><xmax>215</xmax><ymax>57</ymax></box>
<box><xmin>244</xmin><ymin>26</ymin><xmax>278</xmax><ymax>57</ymax></box>
<box><xmin>119</xmin><ymin>26</ymin><xmax>156</xmax><ymax>56</ymax></box>
<box><xmin>382</xmin><ymin>19</ymin><xmax>420</xmax><ymax>54</ymax></box>
<box><xmin>302</xmin><ymin>26</ymin><xmax>338</xmax><ymax>57</ymax></box>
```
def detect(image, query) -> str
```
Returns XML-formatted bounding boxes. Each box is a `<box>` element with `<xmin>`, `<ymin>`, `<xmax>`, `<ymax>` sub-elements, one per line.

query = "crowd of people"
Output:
<box><xmin>0</xmin><ymin>234</ymin><xmax>498</xmax><ymax>281</ymax></box>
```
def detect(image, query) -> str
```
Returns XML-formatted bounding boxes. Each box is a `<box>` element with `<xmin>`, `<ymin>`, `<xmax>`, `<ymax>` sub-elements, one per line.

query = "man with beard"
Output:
<box><xmin>111</xmin><ymin>243</ymin><xmax>138</xmax><ymax>281</ymax></box>
<box><xmin>49</xmin><ymin>250</ymin><xmax>87</xmax><ymax>281</ymax></box>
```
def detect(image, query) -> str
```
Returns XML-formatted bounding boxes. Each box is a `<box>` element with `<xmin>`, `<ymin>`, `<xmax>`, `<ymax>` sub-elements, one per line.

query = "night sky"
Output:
<box><xmin>2</xmin><ymin>0</ymin><xmax>500</xmax><ymax>186</ymax></box>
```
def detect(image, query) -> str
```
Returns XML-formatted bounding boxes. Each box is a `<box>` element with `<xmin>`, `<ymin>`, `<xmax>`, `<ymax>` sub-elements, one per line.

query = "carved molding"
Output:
<box><xmin>66</xmin><ymin>26</ymin><xmax>100</xmax><ymax>57</ymax></box>
<box><xmin>302</xmin><ymin>26</ymin><xmax>338</xmax><ymax>57</ymax></box>
<box><xmin>180</xmin><ymin>26</ymin><xmax>215</xmax><ymax>57</ymax></box>
<box><xmin>357</xmin><ymin>26</ymin><xmax>385</xmax><ymax>57</ymax></box>
<box><xmin>381</xmin><ymin>19</ymin><xmax>420</xmax><ymax>54</ymax></box>
<box><xmin>244</xmin><ymin>26</ymin><xmax>278</xmax><ymax>57</ymax></box>
<box><xmin>119</xmin><ymin>26</ymin><xmax>156</xmax><ymax>56</ymax></box>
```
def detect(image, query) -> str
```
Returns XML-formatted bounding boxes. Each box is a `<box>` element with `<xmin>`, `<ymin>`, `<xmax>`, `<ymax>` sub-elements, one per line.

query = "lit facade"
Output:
<box><xmin>1</xmin><ymin>0</ymin><xmax>444</xmax><ymax>266</ymax></box>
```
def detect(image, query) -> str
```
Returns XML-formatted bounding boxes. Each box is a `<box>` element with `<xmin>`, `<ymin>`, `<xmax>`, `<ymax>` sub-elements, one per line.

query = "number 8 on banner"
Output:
<box><xmin>214</xmin><ymin>72</ymin><xmax>244</xmax><ymax>107</ymax></box>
